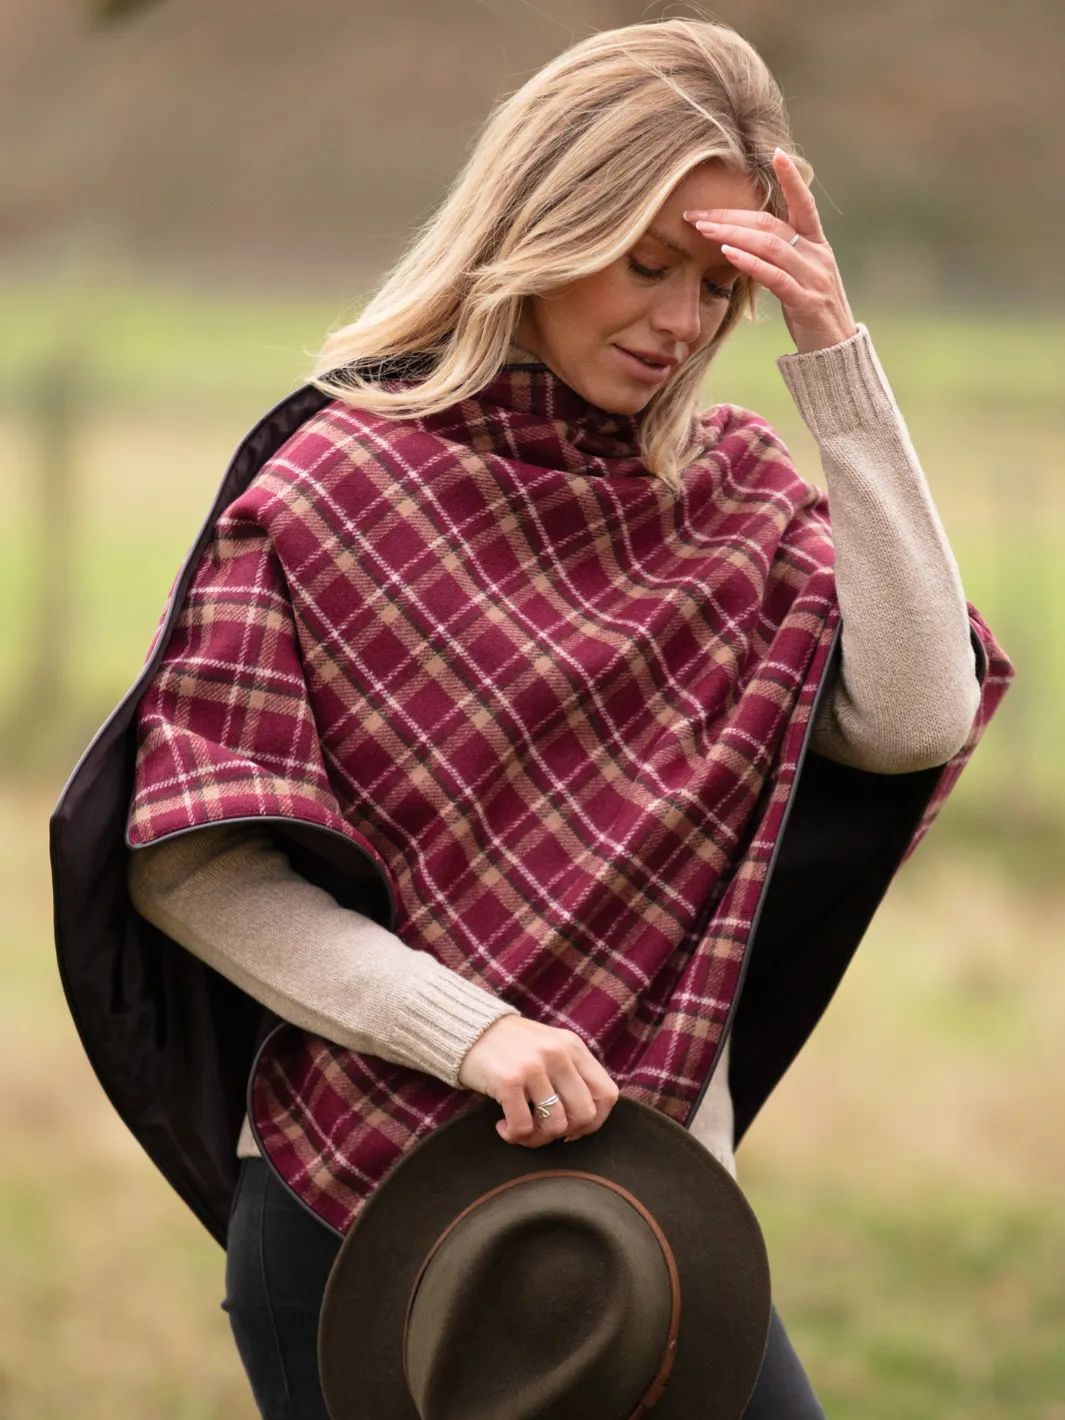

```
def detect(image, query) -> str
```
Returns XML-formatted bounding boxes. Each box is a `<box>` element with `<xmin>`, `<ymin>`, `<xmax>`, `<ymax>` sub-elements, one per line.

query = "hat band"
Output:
<box><xmin>402</xmin><ymin>1167</ymin><xmax>682</xmax><ymax>1417</ymax></box>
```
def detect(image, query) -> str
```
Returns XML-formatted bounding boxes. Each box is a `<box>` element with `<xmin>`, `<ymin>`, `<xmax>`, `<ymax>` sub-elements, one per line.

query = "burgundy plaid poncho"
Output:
<box><xmin>127</xmin><ymin>364</ymin><xmax>1011</xmax><ymax>1234</ymax></box>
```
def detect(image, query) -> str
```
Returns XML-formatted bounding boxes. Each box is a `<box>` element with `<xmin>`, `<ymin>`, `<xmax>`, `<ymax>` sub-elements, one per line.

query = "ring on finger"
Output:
<box><xmin>536</xmin><ymin>1092</ymin><xmax>561</xmax><ymax>1119</ymax></box>
<box><xmin>788</xmin><ymin>231</ymin><xmax>800</xmax><ymax>247</ymax></box>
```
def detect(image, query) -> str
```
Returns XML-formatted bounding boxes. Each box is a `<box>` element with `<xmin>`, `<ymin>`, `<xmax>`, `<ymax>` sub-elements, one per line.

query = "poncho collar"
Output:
<box><xmin>413</xmin><ymin>347</ymin><xmax>655</xmax><ymax>475</ymax></box>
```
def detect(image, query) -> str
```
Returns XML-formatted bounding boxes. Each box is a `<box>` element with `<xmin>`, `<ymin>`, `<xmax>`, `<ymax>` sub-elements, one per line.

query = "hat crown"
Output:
<box><xmin>403</xmin><ymin>1173</ymin><xmax>676</xmax><ymax>1420</ymax></box>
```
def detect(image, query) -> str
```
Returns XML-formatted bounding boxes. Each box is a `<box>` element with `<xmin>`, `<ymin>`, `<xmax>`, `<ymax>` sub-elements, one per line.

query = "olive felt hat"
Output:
<box><xmin>317</xmin><ymin>1094</ymin><xmax>772</xmax><ymax>1420</ymax></box>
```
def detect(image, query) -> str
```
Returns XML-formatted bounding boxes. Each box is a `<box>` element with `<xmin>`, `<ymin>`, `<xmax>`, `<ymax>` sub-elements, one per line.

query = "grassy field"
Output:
<box><xmin>1</xmin><ymin>278</ymin><xmax>1063</xmax><ymax>1417</ymax></box>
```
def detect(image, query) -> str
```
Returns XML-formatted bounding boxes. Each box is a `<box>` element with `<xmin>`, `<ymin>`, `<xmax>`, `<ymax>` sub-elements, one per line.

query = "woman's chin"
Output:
<box><xmin>575</xmin><ymin>376</ymin><xmax>655</xmax><ymax>416</ymax></box>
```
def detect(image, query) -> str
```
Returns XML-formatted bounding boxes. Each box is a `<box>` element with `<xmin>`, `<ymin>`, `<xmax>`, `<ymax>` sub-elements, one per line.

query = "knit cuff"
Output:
<box><xmin>776</xmin><ymin>323</ymin><xmax>898</xmax><ymax>438</ymax></box>
<box><xmin>392</xmin><ymin>959</ymin><xmax>522</xmax><ymax>1088</ymax></box>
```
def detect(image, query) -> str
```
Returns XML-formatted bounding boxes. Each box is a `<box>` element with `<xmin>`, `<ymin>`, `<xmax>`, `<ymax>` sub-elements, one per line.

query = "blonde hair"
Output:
<box><xmin>312</xmin><ymin>17</ymin><xmax>812</xmax><ymax>490</ymax></box>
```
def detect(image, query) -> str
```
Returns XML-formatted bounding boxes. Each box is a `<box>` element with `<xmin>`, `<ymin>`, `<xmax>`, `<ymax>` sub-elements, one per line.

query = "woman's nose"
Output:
<box><xmin>650</xmin><ymin>284</ymin><xmax>702</xmax><ymax>346</ymax></box>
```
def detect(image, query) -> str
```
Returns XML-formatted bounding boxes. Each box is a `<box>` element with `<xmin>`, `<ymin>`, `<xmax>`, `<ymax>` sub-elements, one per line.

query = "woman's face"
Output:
<box><xmin>514</xmin><ymin>162</ymin><xmax>764</xmax><ymax>414</ymax></box>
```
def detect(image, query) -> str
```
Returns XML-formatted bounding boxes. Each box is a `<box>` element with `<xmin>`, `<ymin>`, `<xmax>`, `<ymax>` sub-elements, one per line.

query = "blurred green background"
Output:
<box><xmin>1</xmin><ymin>2</ymin><xmax>1062</xmax><ymax>1417</ymax></box>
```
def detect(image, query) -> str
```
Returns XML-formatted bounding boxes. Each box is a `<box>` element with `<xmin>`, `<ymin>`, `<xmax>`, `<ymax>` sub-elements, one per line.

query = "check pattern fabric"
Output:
<box><xmin>127</xmin><ymin>363</ymin><xmax>1011</xmax><ymax>1234</ymax></box>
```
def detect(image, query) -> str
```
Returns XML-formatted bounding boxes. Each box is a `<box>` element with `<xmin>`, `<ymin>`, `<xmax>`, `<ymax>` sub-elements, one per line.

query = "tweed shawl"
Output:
<box><xmin>127</xmin><ymin>362</ymin><xmax>1011</xmax><ymax>1234</ymax></box>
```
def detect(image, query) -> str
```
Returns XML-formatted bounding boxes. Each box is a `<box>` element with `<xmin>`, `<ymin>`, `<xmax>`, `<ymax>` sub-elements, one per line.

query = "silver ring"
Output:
<box><xmin>788</xmin><ymin>232</ymin><xmax>800</xmax><ymax>247</ymax></box>
<box><xmin>536</xmin><ymin>1093</ymin><xmax>561</xmax><ymax>1118</ymax></box>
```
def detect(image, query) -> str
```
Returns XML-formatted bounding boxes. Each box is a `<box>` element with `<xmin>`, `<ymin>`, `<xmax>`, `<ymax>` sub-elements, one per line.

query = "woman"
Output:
<box><xmin>87</xmin><ymin>16</ymin><xmax>1008</xmax><ymax>1420</ymax></box>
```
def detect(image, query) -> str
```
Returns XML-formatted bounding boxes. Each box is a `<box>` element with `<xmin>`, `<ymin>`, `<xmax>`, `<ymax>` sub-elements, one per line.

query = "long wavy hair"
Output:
<box><xmin>312</xmin><ymin>17</ymin><xmax>812</xmax><ymax>489</ymax></box>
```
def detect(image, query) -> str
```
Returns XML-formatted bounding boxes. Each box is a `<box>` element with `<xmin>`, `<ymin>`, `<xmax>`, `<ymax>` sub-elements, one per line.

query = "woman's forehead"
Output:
<box><xmin>665</xmin><ymin>163</ymin><xmax>764</xmax><ymax>216</ymax></box>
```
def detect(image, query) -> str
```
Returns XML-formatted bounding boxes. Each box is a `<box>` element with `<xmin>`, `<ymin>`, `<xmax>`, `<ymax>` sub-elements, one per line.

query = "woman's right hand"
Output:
<box><xmin>457</xmin><ymin>1014</ymin><xmax>620</xmax><ymax>1147</ymax></box>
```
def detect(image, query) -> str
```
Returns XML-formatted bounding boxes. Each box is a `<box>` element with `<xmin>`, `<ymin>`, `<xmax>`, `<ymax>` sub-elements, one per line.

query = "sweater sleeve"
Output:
<box><xmin>127</xmin><ymin>822</ymin><xmax>739</xmax><ymax>1173</ymax></box>
<box><xmin>127</xmin><ymin>822</ymin><xmax>522</xmax><ymax>1089</ymax></box>
<box><xmin>776</xmin><ymin>323</ymin><xmax>980</xmax><ymax>774</ymax></box>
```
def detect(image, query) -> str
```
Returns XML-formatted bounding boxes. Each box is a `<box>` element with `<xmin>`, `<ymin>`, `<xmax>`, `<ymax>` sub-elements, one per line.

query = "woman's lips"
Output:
<box><xmin>613</xmin><ymin>344</ymin><xmax>676</xmax><ymax>385</ymax></box>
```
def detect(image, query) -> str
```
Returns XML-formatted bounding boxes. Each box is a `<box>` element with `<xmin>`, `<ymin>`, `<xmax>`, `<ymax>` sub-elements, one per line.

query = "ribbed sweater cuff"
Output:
<box><xmin>776</xmin><ymin>323</ymin><xmax>894</xmax><ymax>437</ymax></box>
<box><xmin>392</xmin><ymin>961</ymin><xmax>521</xmax><ymax>1088</ymax></box>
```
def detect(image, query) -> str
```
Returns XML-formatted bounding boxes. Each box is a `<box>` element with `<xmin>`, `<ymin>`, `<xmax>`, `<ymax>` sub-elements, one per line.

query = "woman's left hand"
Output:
<box><xmin>683</xmin><ymin>148</ymin><xmax>859</xmax><ymax>355</ymax></box>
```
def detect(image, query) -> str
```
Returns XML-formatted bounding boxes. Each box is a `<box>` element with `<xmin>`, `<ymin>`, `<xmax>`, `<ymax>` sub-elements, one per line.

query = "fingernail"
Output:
<box><xmin>774</xmin><ymin>146</ymin><xmax>790</xmax><ymax>162</ymax></box>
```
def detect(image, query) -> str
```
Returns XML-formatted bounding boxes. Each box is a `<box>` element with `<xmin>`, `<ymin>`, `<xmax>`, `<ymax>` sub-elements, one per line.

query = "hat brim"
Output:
<box><xmin>318</xmin><ymin>1094</ymin><xmax>771</xmax><ymax>1420</ymax></box>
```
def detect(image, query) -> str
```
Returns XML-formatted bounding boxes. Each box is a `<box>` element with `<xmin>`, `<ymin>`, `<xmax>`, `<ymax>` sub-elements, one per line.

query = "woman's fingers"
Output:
<box><xmin>526</xmin><ymin>1067</ymin><xmax>571</xmax><ymax>1142</ymax></box>
<box><xmin>772</xmin><ymin>148</ymin><xmax>827</xmax><ymax>242</ymax></box>
<box><xmin>691</xmin><ymin>216</ymin><xmax>811</xmax><ymax>309</ymax></box>
<box><xmin>682</xmin><ymin>150</ymin><xmax>825</xmax><ymax>248</ymax></box>
<box><xmin>495</xmin><ymin>1070</ymin><xmax>566</xmax><ymax>1144</ymax></box>
<box><xmin>682</xmin><ymin>149</ymin><xmax>857</xmax><ymax>355</ymax></box>
<box><xmin>504</xmin><ymin>1056</ymin><xmax>596</xmax><ymax>1149</ymax></box>
<box><xmin>549</xmin><ymin>1054</ymin><xmax>601</xmax><ymax>1143</ymax></box>
<box><xmin>574</xmin><ymin>1051</ymin><xmax>621</xmax><ymax>1138</ymax></box>
<box><xmin>717</xmin><ymin>244</ymin><xmax>807</xmax><ymax>308</ymax></box>
<box><xmin>458</xmin><ymin>1015</ymin><xmax>621</xmax><ymax>1149</ymax></box>
<box><xmin>692</xmin><ymin>218</ymin><xmax>810</xmax><ymax>275</ymax></box>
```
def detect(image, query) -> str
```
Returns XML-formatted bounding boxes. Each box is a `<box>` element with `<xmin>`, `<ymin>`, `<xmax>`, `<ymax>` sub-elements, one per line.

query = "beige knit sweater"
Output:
<box><xmin>127</xmin><ymin>324</ymin><xmax>980</xmax><ymax>1180</ymax></box>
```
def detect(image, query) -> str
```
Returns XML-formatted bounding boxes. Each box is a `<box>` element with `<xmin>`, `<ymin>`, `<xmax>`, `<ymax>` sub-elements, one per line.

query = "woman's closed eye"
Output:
<box><xmin>626</xmin><ymin>256</ymin><xmax>734</xmax><ymax>301</ymax></box>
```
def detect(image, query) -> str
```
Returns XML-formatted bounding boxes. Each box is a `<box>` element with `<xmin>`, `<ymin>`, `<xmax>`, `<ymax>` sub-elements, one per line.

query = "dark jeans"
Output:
<box><xmin>223</xmin><ymin>1157</ymin><xmax>826</xmax><ymax>1420</ymax></box>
